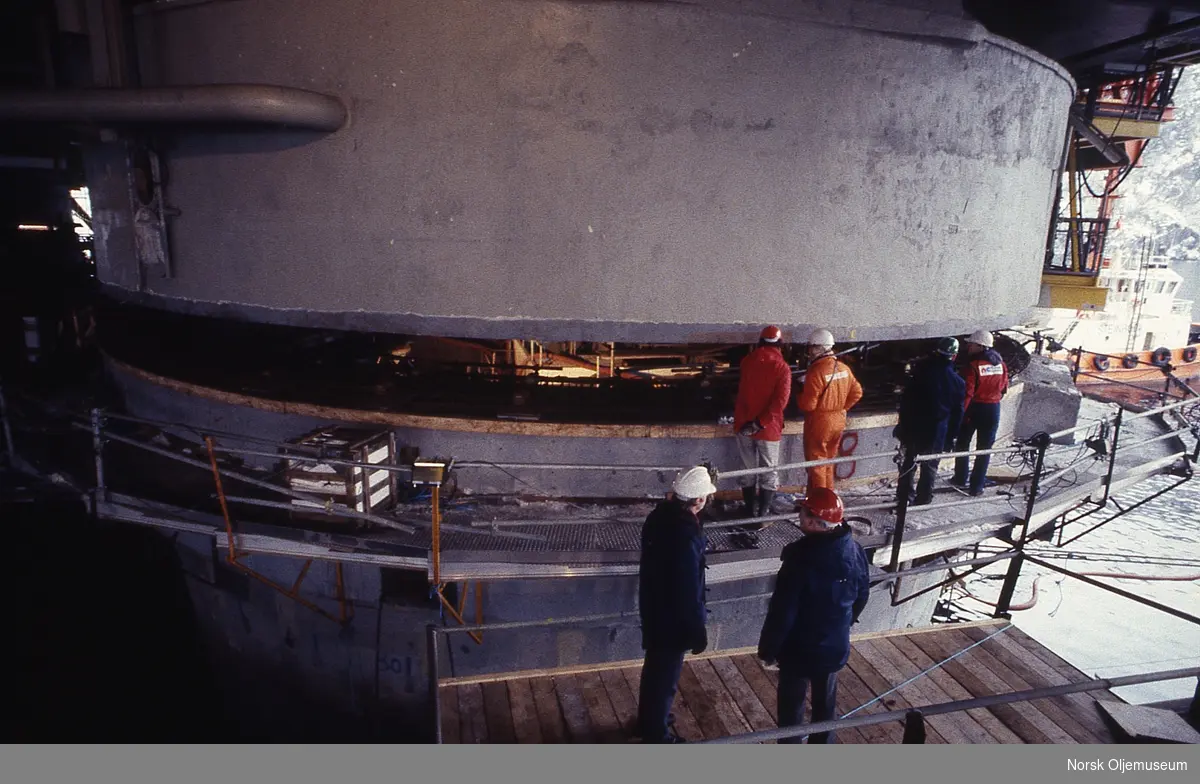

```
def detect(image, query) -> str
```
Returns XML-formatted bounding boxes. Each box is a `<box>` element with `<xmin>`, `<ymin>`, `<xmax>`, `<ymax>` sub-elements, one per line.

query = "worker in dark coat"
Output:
<box><xmin>952</xmin><ymin>329</ymin><xmax>1010</xmax><ymax>496</ymax></box>
<box><xmin>757</xmin><ymin>488</ymin><xmax>870</xmax><ymax>744</ymax></box>
<box><xmin>636</xmin><ymin>465</ymin><xmax>714</xmax><ymax>743</ymax></box>
<box><xmin>895</xmin><ymin>337</ymin><xmax>966</xmax><ymax>506</ymax></box>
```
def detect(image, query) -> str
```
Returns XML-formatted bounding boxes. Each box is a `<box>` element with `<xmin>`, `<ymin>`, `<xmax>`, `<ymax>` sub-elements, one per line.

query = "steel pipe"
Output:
<box><xmin>222</xmin><ymin>494</ymin><xmax>416</xmax><ymax>534</ymax></box>
<box><xmin>0</xmin><ymin>85</ymin><xmax>347</xmax><ymax>131</ymax></box>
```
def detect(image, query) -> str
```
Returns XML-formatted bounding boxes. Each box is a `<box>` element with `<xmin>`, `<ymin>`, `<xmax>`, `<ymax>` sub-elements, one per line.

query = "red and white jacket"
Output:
<box><xmin>962</xmin><ymin>348</ymin><xmax>1009</xmax><ymax>409</ymax></box>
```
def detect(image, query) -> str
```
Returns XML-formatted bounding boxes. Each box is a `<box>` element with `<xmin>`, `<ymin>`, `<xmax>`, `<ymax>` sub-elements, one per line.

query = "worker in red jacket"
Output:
<box><xmin>952</xmin><ymin>329</ymin><xmax>1009</xmax><ymax>496</ymax></box>
<box><xmin>797</xmin><ymin>329</ymin><xmax>863</xmax><ymax>491</ymax></box>
<box><xmin>733</xmin><ymin>326</ymin><xmax>792</xmax><ymax>521</ymax></box>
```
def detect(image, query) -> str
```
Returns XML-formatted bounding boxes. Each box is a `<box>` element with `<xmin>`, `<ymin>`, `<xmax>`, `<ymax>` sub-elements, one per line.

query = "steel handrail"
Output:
<box><xmin>703</xmin><ymin>666</ymin><xmax>1200</xmax><ymax>744</ymax></box>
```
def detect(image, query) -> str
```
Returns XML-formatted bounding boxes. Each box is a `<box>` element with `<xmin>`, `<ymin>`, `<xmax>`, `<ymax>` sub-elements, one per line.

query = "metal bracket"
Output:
<box><xmin>127</xmin><ymin>143</ymin><xmax>173</xmax><ymax>281</ymax></box>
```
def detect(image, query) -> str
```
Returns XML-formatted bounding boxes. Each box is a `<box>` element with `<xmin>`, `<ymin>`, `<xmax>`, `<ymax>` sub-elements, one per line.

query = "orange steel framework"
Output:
<box><xmin>204</xmin><ymin>435</ymin><xmax>353</xmax><ymax>625</ymax></box>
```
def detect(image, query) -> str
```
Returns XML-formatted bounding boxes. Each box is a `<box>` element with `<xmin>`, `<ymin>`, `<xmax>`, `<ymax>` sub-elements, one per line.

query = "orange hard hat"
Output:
<box><xmin>798</xmin><ymin>487</ymin><xmax>844</xmax><ymax>524</ymax></box>
<box><xmin>760</xmin><ymin>325</ymin><xmax>782</xmax><ymax>343</ymax></box>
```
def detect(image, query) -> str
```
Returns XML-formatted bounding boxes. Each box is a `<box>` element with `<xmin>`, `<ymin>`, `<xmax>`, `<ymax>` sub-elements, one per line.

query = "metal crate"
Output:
<box><xmin>284</xmin><ymin>427</ymin><xmax>396</xmax><ymax>517</ymax></box>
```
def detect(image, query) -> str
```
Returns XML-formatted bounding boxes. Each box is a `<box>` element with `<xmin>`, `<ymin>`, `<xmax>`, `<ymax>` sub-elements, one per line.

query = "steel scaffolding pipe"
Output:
<box><xmin>0</xmin><ymin>85</ymin><xmax>348</xmax><ymax>131</ymax></box>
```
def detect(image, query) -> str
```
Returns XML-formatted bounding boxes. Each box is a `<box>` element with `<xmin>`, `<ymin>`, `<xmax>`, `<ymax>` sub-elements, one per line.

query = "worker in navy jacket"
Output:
<box><xmin>952</xmin><ymin>329</ymin><xmax>1009</xmax><ymax>496</ymax></box>
<box><xmin>637</xmin><ymin>466</ymin><xmax>714</xmax><ymax>743</ymax></box>
<box><xmin>895</xmin><ymin>337</ymin><xmax>966</xmax><ymax>506</ymax></box>
<box><xmin>757</xmin><ymin>488</ymin><xmax>870</xmax><ymax>743</ymax></box>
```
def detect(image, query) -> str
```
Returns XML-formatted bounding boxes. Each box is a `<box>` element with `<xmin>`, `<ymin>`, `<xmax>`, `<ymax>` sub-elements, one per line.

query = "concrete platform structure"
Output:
<box><xmin>85</xmin><ymin>0</ymin><xmax>1074</xmax><ymax>343</ymax></box>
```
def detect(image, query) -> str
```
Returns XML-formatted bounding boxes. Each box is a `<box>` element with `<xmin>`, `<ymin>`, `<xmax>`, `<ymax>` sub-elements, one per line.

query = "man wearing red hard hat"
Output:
<box><xmin>732</xmin><ymin>325</ymin><xmax>792</xmax><ymax>526</ymax></box>
<box><xmin>757</xmin><ymin>488</ymin><xmax>871</xmax><ymax>743</ymax></box>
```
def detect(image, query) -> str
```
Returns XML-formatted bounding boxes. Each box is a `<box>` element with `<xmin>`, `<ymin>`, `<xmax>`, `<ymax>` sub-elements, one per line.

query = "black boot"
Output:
<box><xmin>756</xmin><ymin>489</ymin><xmax>776</xmax><ymax>521</ymax></box>
<box><xmin>742</xmin><ymin>486</ymin><xmax>757</xmax><ymax>518</ymax></box>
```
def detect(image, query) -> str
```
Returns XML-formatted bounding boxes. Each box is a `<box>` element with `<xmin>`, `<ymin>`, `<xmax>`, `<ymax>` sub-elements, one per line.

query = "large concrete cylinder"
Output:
<box><xmin>91</xmin><ymin>0</ymin><xmax>1073</xmax><ymax>342</ymax></box>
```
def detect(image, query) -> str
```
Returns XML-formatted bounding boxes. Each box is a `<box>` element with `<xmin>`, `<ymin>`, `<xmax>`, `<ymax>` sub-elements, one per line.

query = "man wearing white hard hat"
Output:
<box><xmin>951</xmin><ymin>330</ymin><xmax>1009</xmax><ymax>496</ymax></box>
<box><xmin>635</xmin><ymin>465</ymin><xmax>714</xmax><ymax>743</ymax></box>
<box><xmin>796</xmin><ymin>328</ymin><xmax>863</xmax><ymax>491</ymax></box>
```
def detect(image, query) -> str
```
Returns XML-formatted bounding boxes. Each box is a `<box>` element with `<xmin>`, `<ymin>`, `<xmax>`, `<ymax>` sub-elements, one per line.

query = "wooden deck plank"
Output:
<box><xmin>530</xmin><ymin>677</ymin><xmax>568</xmax><ymax>744</ymax></box>
<box><xmin>676</xmin><ymin>661</ymin><xmax>728</xmax><ymax>739</ymax></box>
<box><xmin>553</xmin><ymin>674</ymin><xmax>596</xmax><ymax>742</ymax></box>
<box><xmin>710</xmin><ymin>657</ymin><xmax>777</xmax><ymax>732</ymax></box>
<box><xmin>598</xmin><ymin>668</ymin><xmax>639</xmax><ymax>736</ymax></box>
<box><xmin>458</xmin><ymin>682</ymin><xmax>488</xmax><ymax>744</ymax></box>
<box><xmin>481</xmin><ymin>681</ymin><xmax>517</xmax><ymax>743</ymax></box>
<box><xmin>907</xmin><ymin>630</ymin><xmax>1049</xmax><ymax>744</ymax></box>
<box><xmin>940</xmin><ymin>629</ymin><xmax>1099</xmax><ymax>744</ymax></box>
<box><xmin>730</xmin><ymin>655</ymin><xmax>778</xmax><ymax>722</ymax></box>
<box><xmin>506</xmin><ymin>679</ymin><xmax>545</xmax><ymax>744</ymax></box>
<box><xmin>872</xmin><ymin>636</ymin><xmax>1001</xmax><ymax>744</ymax></box>
<box><xmin>690</xmin><ymin>659</ymin><xmax>754</xmax><ymax>737</ymax></box>
<box><xmin>621</xmin><ymin>663</ymin><xmax>705</xmax><ymax>742</ymax></box>
<box><xmin>577</xmin><ymin>671</ymin><xmax>624</xmax><ymax>743</ymax></box>
<box><xmin>439</xmin><ymin>686</ymin><xmax>461</xmax><ymax>744</ymax></box>
<box><xmin>856</xmin><ymin>639</ymin><xmax>982</xmax><ymax>744</ymax></box>
<box><xmin>1002</xmin><ymin>626</ymin><xmax>1123</xmax><ymax>703</ymax></box>
<box><xmin>887</xmin><ymin>634</ymin><xmax>1023</xmax><ymax>743</ymax></box>
<box><xmin>847</xmin><ymin>647</ymin><xmax>948</xmax><ymax>742</ymax></box>
<box><xmin>958</xmin><ymin>625</ymin><xmax>1116</xmax><ymax>742</ymax></box>
<box><xmin>834</xmin><ymin>664</ymin><xmax>904</xmax><ymax>744</ymax></box>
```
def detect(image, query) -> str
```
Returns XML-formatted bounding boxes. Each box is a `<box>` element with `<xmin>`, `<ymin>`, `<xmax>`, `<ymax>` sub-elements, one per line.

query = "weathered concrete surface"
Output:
<box><xmin>87</xmin><ymin>0</ymin><xmax>1072</xmax><ymax>343</ymax></box>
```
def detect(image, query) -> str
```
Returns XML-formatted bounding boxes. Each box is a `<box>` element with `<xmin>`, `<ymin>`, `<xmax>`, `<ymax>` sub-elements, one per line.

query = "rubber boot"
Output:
<box><xmin>756</xmin><ymin>489</ymin><xmax>776</xmax><ymax>522</ymax></box>
<box><xmin>741</xmin><ymin>486</ymin><xmax>757</xmax><ymax>519</ymax></box>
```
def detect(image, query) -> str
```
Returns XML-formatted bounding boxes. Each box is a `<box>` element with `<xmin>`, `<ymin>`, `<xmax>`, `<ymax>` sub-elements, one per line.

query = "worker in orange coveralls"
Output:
<box><xmin>796</xmin><ymin>329</ymin><xmax>863</xmax><ymax>491</ymax></box>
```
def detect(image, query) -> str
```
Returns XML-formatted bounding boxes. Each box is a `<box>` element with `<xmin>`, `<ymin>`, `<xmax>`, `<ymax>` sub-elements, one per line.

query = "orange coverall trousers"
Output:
<box><xmin>804</xmin><ymin>410</ymin><xmax>846</xmax><ymax>490</ymax></box>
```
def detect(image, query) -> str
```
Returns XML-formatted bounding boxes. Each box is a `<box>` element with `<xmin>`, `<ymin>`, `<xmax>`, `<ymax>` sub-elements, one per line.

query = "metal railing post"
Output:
<box><xmin>888</xmin><ymin>442</ymin><xmax>918</xmax><ymax>582</ymax></box>
<box><xmin>1016</xmin><ymin>433</ymin><xmax>1050</xmax><ymax>546</ymax></box>
<box><xmin>902</xmin><ymin>710</ymin><xmax>926</xmax><ymax>744</ymax></box>
<box><xmin>1099</xmin><ymin>408</ymin><xmax>1123</xmax><ymax>506</ymax></box>
<box><xmin>91</xmin><ymin>408</ymin><xmax>108</xmax><ymax>504</ymax></box>
<box><xmin>993</xmin><ymin>551</ymin><xmax>1025</xmax><ymax>619</ymax></box>
<box><xmin>431</xmin><ymin>483</ymin><xmax>442</xmax><ymax>586</ymax></box>
<box><xmin>996</xmin><ymin>433</ymin><xmax>1049</xmax><ymax>618</ymax></box>
<box><xmin>427</xmin><ymin>624</ymin><xmax>443</xmax><ymax>744</ymax></box>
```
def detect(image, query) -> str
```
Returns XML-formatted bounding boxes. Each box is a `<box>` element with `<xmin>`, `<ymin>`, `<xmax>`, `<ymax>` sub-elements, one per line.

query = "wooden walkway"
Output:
<box><xmin>437</xmin><ymin>621</ymin><xmax>1125</xmax><ymax>744</ymax></box>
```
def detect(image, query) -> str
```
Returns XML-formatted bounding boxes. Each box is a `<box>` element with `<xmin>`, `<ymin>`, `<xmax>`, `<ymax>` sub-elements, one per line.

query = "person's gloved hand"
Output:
<box><xmin>691</xmin><ymin>628</ymin><xmax>708</xmax><ymax>655</ymax></box>
<box><xmin>738</xmin><ymin>419</ymin><xmax>764</xmax><ymax>437</ymax></box>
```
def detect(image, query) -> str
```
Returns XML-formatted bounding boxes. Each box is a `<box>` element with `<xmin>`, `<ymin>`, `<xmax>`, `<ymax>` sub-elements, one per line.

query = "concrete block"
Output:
<box><xmin>1014</xmin><ymin>357</ymin><xmax>1084</xmax><ymax>445</ymax></box>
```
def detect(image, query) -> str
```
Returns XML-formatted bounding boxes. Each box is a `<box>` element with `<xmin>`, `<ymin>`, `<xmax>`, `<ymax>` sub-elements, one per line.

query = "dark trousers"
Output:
<box><xmin>778</xmin><ymin>668</ymin><xmax>839</xmax><ymax>744</ymax></box>
<box><xmin>897</xmin><ymin>443</ymin><xmax>940</xmax><ymax>506</ymax></box>
<box><xmin>637</xmin><ymin>647</ymin><xmax>686</xmax><ymax>741</ymax></box>
<box><xmin>954</xmin><ymin>402</ymin><xmax>1001</xmax><ymax>493</ymax></box>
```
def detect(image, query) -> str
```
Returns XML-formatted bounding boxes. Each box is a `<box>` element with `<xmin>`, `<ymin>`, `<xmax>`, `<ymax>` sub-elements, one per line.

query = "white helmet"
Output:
<box><xmin>808</xmin><ymin>328</ymin><xmax>835</xmax><ymax>349</ymax></box>
<box><xmin>672</xmin><ymin>466</ymin><xmax>717</xmax><ymax>500</ymax></box>
<box><xmin>967</xmin><ymin>329</ymin><xmax>994</xmax><ymax>348</ymax></box>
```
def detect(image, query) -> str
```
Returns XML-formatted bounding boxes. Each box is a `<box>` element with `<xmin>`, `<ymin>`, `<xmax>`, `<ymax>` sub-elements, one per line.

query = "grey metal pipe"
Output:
<box><xmin>0</xmin><ymin>85</ymin><xmax>348</xmax><ymax>132</ymax></box>
<box><xmin>222</xmin><ymin>494</ymin><xmax>416</xmax><ymax>534</ymax></box>
<box><xmin>718</xmin><ymin>449</ymin><xmax>900</xmax><ymax>480</ymax></box>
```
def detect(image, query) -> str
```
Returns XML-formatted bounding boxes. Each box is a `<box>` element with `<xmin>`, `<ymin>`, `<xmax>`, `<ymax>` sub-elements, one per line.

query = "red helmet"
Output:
<box><xmin>798</xmin><ymin>487</ymin><xmax>844</xmax><ymax>524</ymax></box>
<box><xmin>760</xmin><ymin>325</ymin><xmax>782</xmax><ymax>343</ymax></box>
